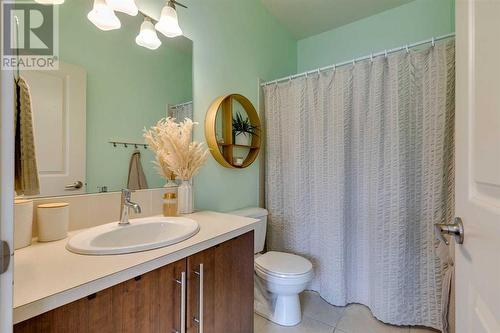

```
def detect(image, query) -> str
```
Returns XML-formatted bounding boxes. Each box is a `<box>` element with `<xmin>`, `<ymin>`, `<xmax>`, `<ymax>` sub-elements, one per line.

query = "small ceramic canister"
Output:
<box><xmin>14</xmin><ymin>199</ymin><xmax>33</xmax><ymax>249</ymax></box>
<box><xmin>37</xmin><ymin>203</ymin><xmax>69</xmax><ymax>242</ymax></box>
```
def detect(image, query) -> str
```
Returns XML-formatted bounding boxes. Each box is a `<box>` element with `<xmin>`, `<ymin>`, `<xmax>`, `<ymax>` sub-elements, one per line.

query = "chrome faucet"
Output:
<box><xmin>119</xmin><ymin>189</ymin><xmax>142</xmax><ymax>226</ymax></box>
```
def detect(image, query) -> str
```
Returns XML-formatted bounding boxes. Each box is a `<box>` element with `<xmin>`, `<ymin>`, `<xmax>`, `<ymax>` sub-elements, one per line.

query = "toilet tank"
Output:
<box><xmin>229</xmin><ymin>207</ymin><xmax>268</xmax><ymax>254</ymax></box>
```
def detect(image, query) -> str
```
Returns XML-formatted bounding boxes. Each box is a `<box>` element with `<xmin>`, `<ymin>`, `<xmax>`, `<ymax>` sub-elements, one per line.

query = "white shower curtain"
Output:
<box><xmin>263</xmin><ymin>40</ymin><xmax>455</xmax><ymax>331</ymax></box>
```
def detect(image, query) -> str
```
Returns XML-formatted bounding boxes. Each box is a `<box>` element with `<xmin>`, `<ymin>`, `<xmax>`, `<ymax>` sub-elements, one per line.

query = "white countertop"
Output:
<box><xmin>14</xmin><ymin>211</ymin><xmax>258</xmax><ymax>324</ymax></box>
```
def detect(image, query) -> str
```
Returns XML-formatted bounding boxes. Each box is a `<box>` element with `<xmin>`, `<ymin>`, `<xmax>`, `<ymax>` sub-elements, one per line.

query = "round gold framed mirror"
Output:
<box><xmin>205</xmin><ymin>94</ymin><xmax>261</xmax><ymax>168</ymax></box>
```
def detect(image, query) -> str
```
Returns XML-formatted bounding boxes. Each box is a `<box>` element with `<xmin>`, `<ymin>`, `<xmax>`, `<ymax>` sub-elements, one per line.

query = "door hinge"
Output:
<box><xmin>0</xmin><ymin>240</ymin><xmax>11</xmax><ymax>274</ymax></box>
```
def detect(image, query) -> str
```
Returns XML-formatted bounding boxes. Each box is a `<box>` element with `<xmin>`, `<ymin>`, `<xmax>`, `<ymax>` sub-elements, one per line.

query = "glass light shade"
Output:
<box><xmin>106</xmin><ymin>0</ymin><xmax>138</xmax><ymax>16</ymax></box>
<box><xmin>155</xmin><ymin>5</ymin><xmax>182</xmax><ymax>38</ymax></box>
<box><xmin>135</xmin><ymin>19</ymin><xmax>161</xmax><ymax>50</ymax></box>
<box><xmin>87</xmin><ymin>0</ymin><xmax>121</xmax><ymax>31</ymax></box>
<box><xmin>34</xmin><ymin>0</ymin><xmax>65</xmax><ymax>4</ymax></box>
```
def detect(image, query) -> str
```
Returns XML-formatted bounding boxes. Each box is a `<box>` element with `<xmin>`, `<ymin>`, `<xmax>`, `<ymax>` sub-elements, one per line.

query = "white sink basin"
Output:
<box><xmin>66</xmin><ymin>216</ymin><xmax>199</xmax><ymax>255</ymax></box>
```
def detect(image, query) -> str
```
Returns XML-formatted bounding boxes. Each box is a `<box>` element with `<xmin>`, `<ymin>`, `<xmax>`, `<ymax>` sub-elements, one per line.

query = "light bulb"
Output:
<box><xmin>34</xmin><ymin>0</ymin><xmax>65</xmax><ymax>4</ymax></box>
<box><xmin>106</xmin><ymin>0</ymin><xmax>138</xmax><ymax>16</ymax></box>
<box><xmin>136</xmin><ymin>18</ymin><xmax>162</xmax><ymax>50</ymax></box>
<box><xmin>87</xmin><ymin>0</ymin><xmax>121</xmax><ymax>31</ymax></box>
<box><xmin>155</xmin><ymin>3</ymin><xmax>182</xmax><ymax>38</ymax></box>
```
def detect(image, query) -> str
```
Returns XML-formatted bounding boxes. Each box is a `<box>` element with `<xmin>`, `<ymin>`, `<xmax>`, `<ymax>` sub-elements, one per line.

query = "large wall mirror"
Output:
<box><xmin>20</xmin><ymin>1</ymin><xmax>192</xmax><ymax>197</ymax></box>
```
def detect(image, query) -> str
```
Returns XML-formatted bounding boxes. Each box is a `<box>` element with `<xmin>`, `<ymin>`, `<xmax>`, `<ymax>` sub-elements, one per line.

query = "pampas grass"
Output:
<box><xmin>144</xmin><ymin>117</ymin><xmax>209</xmax><ymax>181</ymax></box>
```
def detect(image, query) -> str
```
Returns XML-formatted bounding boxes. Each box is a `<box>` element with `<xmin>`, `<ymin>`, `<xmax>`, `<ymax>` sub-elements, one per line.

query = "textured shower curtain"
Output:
<box><xmin>263</xmin><ymin>40</ymin><xmax>455</xmax><ymax>331</ymax></box>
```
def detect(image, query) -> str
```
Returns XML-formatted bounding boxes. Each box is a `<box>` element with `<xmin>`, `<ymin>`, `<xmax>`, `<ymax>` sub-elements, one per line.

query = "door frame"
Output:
<box><xmin>0</xmin><ymin>53</ymin><xmax>15</xmax><ymax>331</ymax></box>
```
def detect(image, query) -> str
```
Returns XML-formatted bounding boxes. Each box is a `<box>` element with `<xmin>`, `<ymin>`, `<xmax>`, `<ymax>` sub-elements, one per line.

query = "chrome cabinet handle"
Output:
<box><xmin>193</xmin><ymin>264</ymin><xmax>204</xmax><ymax>333</ymax></box>
<box><xmin>435</xmin><ymin>217</ymin><xmax>464</xmax><ymax>245</ymax></box>
<box><xmin>65</xmin><ymin>181</ymin><xmax>83</xmax><ymax>190</ymax></box>
<box><xmin>174</xmin><ymin>272</ymin><xmax>187</xmax><ymax>333</ymax></box>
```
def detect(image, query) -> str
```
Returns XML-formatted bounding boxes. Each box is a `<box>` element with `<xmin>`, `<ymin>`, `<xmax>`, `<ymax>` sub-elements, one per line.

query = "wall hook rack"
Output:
<box><xmin>109</xmin><ymin>141</ymin><xmax>148</xmax><ymax>149</ymax></box>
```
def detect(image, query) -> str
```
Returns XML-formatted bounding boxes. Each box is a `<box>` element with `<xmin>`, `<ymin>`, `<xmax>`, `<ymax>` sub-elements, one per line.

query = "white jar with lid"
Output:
<box><xmin>37</xmin><ymin>203</ymin><xmax>69</xmax><ymax>242</ymax></box>
<box><xmin>14</xmin><ymin>199</ymin><xmax>33</xmax><ymax>249</ymax></box>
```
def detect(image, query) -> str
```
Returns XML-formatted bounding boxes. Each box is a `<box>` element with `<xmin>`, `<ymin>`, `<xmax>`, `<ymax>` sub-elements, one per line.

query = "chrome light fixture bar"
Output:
<box><xmin>84</xmin><ymin>0</ymin><xmax>188</xmax><ymax>50</ymax></box>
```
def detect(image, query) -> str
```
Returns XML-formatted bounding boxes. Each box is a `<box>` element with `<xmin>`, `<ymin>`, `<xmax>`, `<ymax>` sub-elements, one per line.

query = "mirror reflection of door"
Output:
<box><xmin>21</xmin><ymin>62</ymin><xmax>87</xmax><ymax>197</ymax></box>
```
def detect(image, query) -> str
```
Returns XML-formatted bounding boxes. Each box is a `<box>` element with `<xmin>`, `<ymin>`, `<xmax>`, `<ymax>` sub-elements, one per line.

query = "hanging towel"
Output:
<box><xmin>14</xmin><ymin>77</ymin><xmax>40</xmax><ymax>196</ymax></box>
<box><xmin>127</xmin><ymin>149</ymin><xmax>148</xmax><ymax>190</ymax></box>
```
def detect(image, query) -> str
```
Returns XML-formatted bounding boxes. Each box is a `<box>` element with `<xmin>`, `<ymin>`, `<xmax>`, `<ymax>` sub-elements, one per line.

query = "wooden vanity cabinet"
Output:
<box><xmin>14</xmin><ymin>231</ymin><xmax>254</xmax><ymax>333</ymax></box>
<box><xmin>187</xmin><ymin>231</ymin><xmax>254</xmax><ymax>333</ymax></box>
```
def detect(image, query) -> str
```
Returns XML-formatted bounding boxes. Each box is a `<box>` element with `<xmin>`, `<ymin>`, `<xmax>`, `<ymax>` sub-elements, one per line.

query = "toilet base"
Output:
<box><xmin>255</xmin><ymin>292</ymin><xmax>302</xmax><ymax>326</ymax></box>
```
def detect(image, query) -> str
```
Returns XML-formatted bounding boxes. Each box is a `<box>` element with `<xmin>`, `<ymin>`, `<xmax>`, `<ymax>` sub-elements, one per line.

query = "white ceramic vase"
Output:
<box><xmin>178</xmin><ymin>180</ymin><xmax>193</xmax><ymax>214</ymax></box>
<box><xmin>235</xmin><ymin>133</ymin><xmax>251</xmax><ymax>146</ymax></box>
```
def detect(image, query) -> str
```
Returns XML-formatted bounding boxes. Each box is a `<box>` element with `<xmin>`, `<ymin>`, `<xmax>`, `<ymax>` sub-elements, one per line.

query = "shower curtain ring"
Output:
<box><xmin>405</xmin><ymin>44</ymin><xmax>409</xmax><ymax>53</ymax></box>
<box><xmin>384</xmin><ymin>50</ymin><xmax>388</xmax><ymax>58</ymax></box>
<box><xmin>431</xmin><ymin>37</ymin><xmax>435</xmax><ymax>47</ymax></box>
<box><xmin>370</xmin><ymin>53</ymin><xmax>373</xmax><ymax>62</ymax></box>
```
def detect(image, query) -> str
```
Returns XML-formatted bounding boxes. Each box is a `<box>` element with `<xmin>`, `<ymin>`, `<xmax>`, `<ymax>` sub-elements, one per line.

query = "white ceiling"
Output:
<box><xmin>261</xmin><ymin>0</ymin><xmax>415</xmax><ymax>39</ymax></box>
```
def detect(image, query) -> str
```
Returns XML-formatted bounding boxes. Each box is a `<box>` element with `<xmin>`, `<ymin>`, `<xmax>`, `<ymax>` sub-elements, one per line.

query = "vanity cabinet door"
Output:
<box><xmin>13</xmin><ymin>288</ymin><xmax>112</xmax><ymax>333</ymax></box>
<box><xmin>14</xmin><ymin>259</ymin><xmax>187</xmax><ymax>333</ymax></box>
<box><xmin>187</xmin><ymin>231</ymin><xmax>254</xmax><ymax>333</ymax></box>
<box><xmin>112</xmin><ymin>258</ymin><xmax>187</xmax><ymax>333</ymax></box>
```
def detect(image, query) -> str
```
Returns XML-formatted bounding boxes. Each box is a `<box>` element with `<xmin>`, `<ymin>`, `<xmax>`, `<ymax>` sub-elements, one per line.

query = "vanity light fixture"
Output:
<box><xmin>135</xmin><ymin>17</ymin><xmax>162</xmax><ymax>50</ymax></box>
<box><xmin>87</xmin><ymin>0</ymin><xmax>121</xmax><ymax>31</ymax></box>
<box><xmin>155</xmin><ymin>0</ymin><xmax>185</xmax><ymax>38</ymax></box>
<box><xmin>34</xmin><ymin>0</ymin><xmax>65</xmax><ymax>4</ymax></box>
<box><xmin>106</xmin><ymin>0</ymin><xmax>138</xmax><ymax>16</ymax></box>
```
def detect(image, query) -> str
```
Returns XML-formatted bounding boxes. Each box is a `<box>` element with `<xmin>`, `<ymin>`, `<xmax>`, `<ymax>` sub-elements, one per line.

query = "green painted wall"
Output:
<box><xmin>140</xmin><ymin>0</ymin><xmax>297</xmax><ymax>212</ymax></box>
<box><xmin>297</xmin><ymin>0</ymin><xmax>455</xmax><ymax>72</ymax></box>
<box><xmin>58</xmin><ymin>0</ymin><xmax>452</xmax><ymax>213</ymax></box>
<box><xmin>59</xmin><ymin>1</ymin><xmax>192</xmax><ymax>193</ymax></box>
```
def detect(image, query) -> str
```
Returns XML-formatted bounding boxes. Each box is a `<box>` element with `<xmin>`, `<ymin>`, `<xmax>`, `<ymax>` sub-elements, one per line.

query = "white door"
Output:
<box><xmin>0</xmin><ymin>54</ymin><xmax>14</xmax><ymax>332</ymax></box>
<box><xmin>455</xmin><ymin>0</ymin><xmax>500</xmax><ymax>332</ymax></box>
<box><xmin>21</xmin><ymin>62</ymin><xmax>86</xmax><ymax>197</ymax></box>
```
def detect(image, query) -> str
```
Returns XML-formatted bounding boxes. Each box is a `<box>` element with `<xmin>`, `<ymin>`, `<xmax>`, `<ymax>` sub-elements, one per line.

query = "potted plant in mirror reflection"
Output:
<box><xmin>144</xmin><ymin>117</ymin><xmax>209</xmax><ymax>214</ymax></box>
<box><xmin>232</xmin><ymin>112</ymin><xmax>259</xmax><ymax>146</ymax></box>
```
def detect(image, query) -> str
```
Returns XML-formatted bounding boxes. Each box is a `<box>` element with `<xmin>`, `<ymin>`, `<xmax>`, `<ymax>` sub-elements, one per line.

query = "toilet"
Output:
<box><xmin>230</xmin><ymin>208</ymin><xmax>313</xmax><ymax>327</ymax></box>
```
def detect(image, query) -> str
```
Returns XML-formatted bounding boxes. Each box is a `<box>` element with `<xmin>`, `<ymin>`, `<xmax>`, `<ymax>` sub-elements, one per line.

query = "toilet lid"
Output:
<box><xmin>255</xmin><ymin>251</ymin><xmax>312</xmax><ymax>277</ymax></box>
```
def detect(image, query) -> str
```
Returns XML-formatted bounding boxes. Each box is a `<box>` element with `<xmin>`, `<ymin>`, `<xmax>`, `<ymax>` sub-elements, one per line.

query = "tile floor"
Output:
<box><xmin>254</xmin><ymin>291</ymin><xmax>440</xmax><ymax>333</ymax></box>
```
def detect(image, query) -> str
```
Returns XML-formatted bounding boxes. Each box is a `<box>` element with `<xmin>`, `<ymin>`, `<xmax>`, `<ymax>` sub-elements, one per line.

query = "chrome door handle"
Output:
<box><xmin>174</xmin><ymin>272</ymin><xmax>187</xmax><ymax>333</ymax></box>
<box><xmin>435</xmin><ymin>217</ymin><xmax>464</xmax><ymax>245</ymax></box>
<box><xmin>65</xmin><ymin>181</ymin><xmax>83</xmax><ymax>190</ymax></box>
<box><xmin>193</xmin><ymin>264</ymin><xmax>204</xmax><ymax>333</ymax></box>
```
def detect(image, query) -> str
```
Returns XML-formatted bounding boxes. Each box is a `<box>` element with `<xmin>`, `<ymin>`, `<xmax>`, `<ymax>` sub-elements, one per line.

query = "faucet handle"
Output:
<box><xmin>121</xmin><ymin>188</ymin><xmax>132</xmax><ymax>200</ymax></box>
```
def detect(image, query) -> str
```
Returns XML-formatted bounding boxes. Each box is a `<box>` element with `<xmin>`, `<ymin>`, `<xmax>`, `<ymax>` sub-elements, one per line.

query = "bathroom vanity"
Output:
<box><xmin>13</xmin><ymin>211</ymin><xmax>257</xmax><ymax>333</ymax></box>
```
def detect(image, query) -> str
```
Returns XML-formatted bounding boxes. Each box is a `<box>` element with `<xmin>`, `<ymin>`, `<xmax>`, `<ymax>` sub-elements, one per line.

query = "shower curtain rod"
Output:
<box><xmin>260</xmin><ymin>33</ymin><xmax>455</xmax><ymax>87</ymax></box>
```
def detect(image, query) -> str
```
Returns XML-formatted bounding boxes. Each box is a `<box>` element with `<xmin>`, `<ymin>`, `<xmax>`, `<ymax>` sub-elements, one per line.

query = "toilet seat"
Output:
<box><xmin>255</xmin><ymin>251</ymin><xmax>312</xmax><ymax>279</ymax></box>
